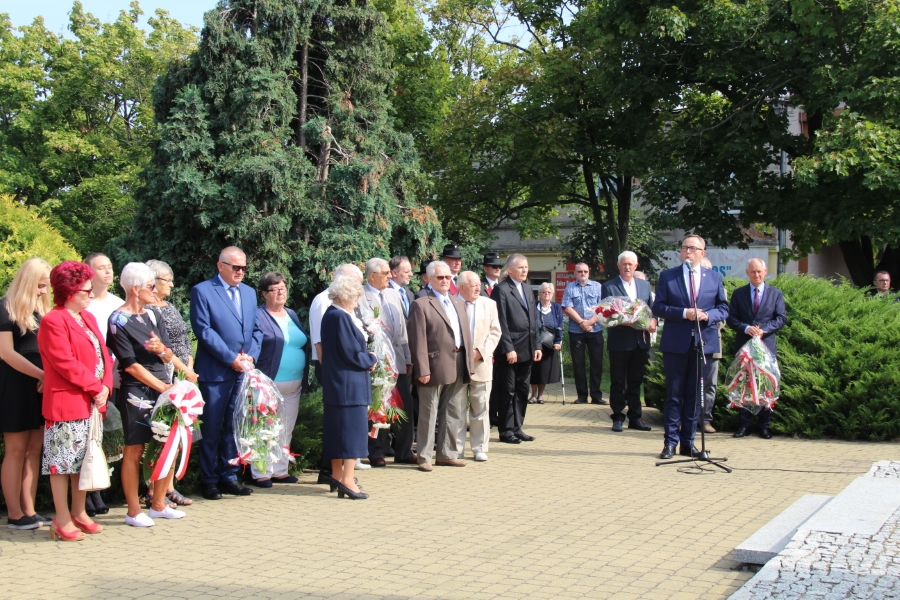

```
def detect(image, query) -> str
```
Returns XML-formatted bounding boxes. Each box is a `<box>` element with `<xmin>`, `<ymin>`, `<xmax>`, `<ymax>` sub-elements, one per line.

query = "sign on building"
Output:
<box><xmin>659</xmin><ymin>248</ymin><xmax>772</xmax><ymax>280</ymax></box>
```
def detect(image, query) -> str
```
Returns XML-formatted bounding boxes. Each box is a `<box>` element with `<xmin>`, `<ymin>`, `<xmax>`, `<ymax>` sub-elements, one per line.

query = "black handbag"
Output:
<box><xmin>538</xmin><ymin>307</ymin><xmax>556</xmax><ymax>348</ymax></box>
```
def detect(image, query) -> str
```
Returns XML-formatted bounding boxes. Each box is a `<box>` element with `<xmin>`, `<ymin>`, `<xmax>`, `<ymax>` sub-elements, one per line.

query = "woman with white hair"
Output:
<box><xmin>529</xmin><ymin>282</ymin><xmax>563</xmax><ymax>404</ymax></box>
<box><xmin>106</xmin><ymin>262</ymin><xmax>193</xmax><ymax>527</ymax></box>
<box><xmin>319</xmin><ymin>274</ymin><xmax>377</xmax><ymax>500</ymax></box>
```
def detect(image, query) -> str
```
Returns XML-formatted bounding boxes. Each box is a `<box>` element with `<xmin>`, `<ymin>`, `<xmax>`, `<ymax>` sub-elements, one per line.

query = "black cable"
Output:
<box><xmin>674</xmin><ymin>459</ymin><xmax>864</xmax><ymax>475</ymax></box>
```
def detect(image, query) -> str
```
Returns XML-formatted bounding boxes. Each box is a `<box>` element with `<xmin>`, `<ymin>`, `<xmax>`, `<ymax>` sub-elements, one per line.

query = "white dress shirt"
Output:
<box><xmin>434</xmin><ymin>290</ymin><xmax>463</xmax><ymax>348</ymax></box>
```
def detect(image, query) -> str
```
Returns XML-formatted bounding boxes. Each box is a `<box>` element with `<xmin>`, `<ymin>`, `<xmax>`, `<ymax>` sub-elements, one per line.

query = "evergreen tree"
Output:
<box><xmin>113</xmin><ymin>0</ymin><xmax>441</xmax><ymax>305</ymax></box>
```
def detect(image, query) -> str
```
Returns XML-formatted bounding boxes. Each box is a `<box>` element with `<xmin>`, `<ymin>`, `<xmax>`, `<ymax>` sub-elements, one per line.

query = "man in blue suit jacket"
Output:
<box><xmin>725</xmin><ymin>258</ymin><xmax>787</xmax><ymax>439</ymax></box>
<box><xmin>602</xmin><ymin>251</ymin><xmax>658</xmax><ymax>433</ymax></box>
<box><xmin>190</xmin><ymin>246</ymin><xmax>263</xmax><ymax>500</ymax></box>
<box><xmin>652</xmin><ymin>235</ymin><xmax>729</xmax><ymax>459</ymax></box>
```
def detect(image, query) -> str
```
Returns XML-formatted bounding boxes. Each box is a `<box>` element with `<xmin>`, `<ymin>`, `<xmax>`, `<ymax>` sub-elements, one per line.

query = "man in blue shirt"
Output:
<box><xmin>561</xmin><ymin>263</ymin><xmax>606</xmax><ymax>405</ymax></box>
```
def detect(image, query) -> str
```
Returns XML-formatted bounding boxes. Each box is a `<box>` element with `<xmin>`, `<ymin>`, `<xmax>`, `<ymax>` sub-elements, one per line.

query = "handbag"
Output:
<box><xmin>79</xmin><ymin>406</ymin><xmax>111</xmax><ymax>491</ymax></box>
<box><xmin>538</xmin><ymin>306</ymin><xmax>557</xmax><ymax>349</ymax></box>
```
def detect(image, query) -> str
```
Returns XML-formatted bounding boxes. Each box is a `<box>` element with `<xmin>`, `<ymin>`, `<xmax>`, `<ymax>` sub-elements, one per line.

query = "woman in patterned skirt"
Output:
<box><xmin>38</xmin><ymin>261</ymin><xmax>114</xmax><ymax>541</ymax></box>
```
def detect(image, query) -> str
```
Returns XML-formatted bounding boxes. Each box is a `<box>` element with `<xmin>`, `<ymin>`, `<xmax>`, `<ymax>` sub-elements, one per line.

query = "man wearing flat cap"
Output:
<box><xmin>415</xmin><ymin>260</ymin><xmax>435</xmax><ymax>299</ymax></box>
<box><xmin>441</xmin><ymin>244</ymin><xmax>463</xmax><ymax>295</ymax></box>
<box><xmin>481</xmin><ymin>252</ymin><xmax>503</xmax><ymax>298</ymax></box>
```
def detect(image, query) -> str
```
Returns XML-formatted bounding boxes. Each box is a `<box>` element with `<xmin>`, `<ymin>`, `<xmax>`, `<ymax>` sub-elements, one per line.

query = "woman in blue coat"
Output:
<box><xmin>320</xmin><ymin>275</ymin><xmax>376</xmax><ymax>500</ymax></box>
<box><xmin>530</xmin><ymin>283</ymin><xmax>564</xmax><ymax>404</ymax></box>
<box><xmin>252</xmin><ymin>272</ymin><xmax>311</xmax><ymax>488</ymax></box>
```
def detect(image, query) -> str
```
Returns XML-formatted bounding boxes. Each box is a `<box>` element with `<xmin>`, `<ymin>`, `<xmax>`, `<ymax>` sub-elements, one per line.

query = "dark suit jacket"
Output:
<box><xmin>491</xmin><ymin>278</ymin><xmax>540</xmax><ymax>359</ymax></box>
<box><xmin>414</xmin><ymin>284</ymin><xmax>433</xmax><ymax>299</ymax></box>
<box><xmin>726</xmin><ymin>284</ymin><xmax>787</xmax><ymax>355</ymax></box>
<box><xmin>481</xmin><ymin>278</ymin><xmax>499</xmax><ymax>298</ymax></box>
<box><xmin>408</xmin><ymin>292</ymin><xmax>474</xmax><ymax>386</ymax></box>
<box><xmin>602</xmin><ymin>276</ymin><xmax>653</xmax><ymax>352</ymax></box>
<box><xmin>190</xmin><ymin>276</ymin><xmax>263</xmax><ymax>382</ymax></box>
<box><xmin>652</xmin><ymin>265</ymin><xmax>729</xmax><ymax>355</ymax></box>
<box><xmin>255</xmin><ymin>305</ymin><xmax>311</xmax><ymax>388</ymax></box>
<box><xmin>320</xmin><ymin>306</ymin><xmax>376</xmax><ymax>407</ymax></box>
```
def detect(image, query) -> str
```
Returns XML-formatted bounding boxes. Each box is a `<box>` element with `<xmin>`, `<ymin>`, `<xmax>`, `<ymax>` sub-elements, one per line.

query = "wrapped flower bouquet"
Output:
<box><xmin>367</xmin><ymin>308</ymin><xmax>406</xmax><ymax>437</ymax></box>
<box><xmin>230</xmin><ymin>369</ymin><xmax>292</xmax><ymax>473</ymax></box>
<box><xmin>725</xmin><ymin>337</ymin><xmax>781</xmax><ymax>415</ymax></box>
<box><xmin>141</xmin><ymin>379</ymin><xmax>204</xmax><ymax>482</ymax></box>
<box><xmin>593</xmin><ymin>296</ymin><xmax>653</xmax><ymax>329</ymax></box>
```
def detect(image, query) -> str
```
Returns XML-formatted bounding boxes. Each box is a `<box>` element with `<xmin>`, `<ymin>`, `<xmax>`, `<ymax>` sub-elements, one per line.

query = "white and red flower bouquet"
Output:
<box><xmin>725</xmin><ymin>337</ymin><xmax>781</xmax><ymax>414</ymax></box>
<box><xmin>366</xmin><ymin>307</ymin><xmax>406</xmax><ymax>438</ymax></box>
<box><xmin>230</xmin><ymin>369</ymin><xmax>293</xmax><ymax>473</ymax></box>
<box><xmin>140</xmin><ymin>379</ymin><xmax>204</xmax><ymax>482</ymax></box>
<box><xmin>592</xmin><ymin>296</ymin><xmax>653</xmax><ymax>329</ymax></box>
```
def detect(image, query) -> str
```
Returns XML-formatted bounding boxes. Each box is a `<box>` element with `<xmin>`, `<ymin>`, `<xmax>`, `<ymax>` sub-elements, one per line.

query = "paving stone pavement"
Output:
<box><xmin>0</xmin><ymin>381</ymin><xmax>895</xmax><ymax>599</ymax></box>
<box><xmin>731</xmin><ymin>461</ymin><xmax>900</xmax><ymax>600</ymax></box>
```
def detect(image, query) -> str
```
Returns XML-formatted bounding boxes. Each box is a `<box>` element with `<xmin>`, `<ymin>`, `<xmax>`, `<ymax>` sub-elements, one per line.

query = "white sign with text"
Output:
<box><xmin>659</xmin><ymin>248</ymin><xmax>773</xmax><ymax>280</ymax></box>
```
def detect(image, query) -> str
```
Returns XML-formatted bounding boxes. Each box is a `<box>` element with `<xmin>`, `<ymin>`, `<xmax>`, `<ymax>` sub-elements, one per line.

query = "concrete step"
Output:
<box><xmin>800</xmin><ymin>476</ymin><xmax>900</xmax><ymax>536</ymax></box>
<box><xmin>733</xmin><ymin>494</ymin><xmax>833</xmax><ymax>565</ymax></box>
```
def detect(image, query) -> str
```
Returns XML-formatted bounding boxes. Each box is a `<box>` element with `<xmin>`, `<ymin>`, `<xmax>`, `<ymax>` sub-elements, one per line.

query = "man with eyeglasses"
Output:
<box><xmin>361</xmin><ymin>258</ymin><xmax>415</xmax><ymax>467</ymax></box>
<box><xmin>561</xmin><ymin>262</ymin><xmax>607</xmax><ymax>405</ymax></box>
<box><xmin>870</xmin><ymin>271</ymin><xmax>898</xmax><ymax>300</ymax></box>
<box><xmin>190</xmin><ymin>246</ymin><xmax>263</xmax><ymax>500</ymax></box>
<box><xmin>652</xmin><ymin>235</ymin><xmax>729</xmax><ymax>460</ymax></box>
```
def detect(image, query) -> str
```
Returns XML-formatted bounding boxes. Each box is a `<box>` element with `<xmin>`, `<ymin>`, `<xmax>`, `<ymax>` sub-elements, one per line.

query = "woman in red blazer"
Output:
<box><xmin>38</xmin><ymin>261</ymin><xmax>113</xmax><ymax>542</ymax></box>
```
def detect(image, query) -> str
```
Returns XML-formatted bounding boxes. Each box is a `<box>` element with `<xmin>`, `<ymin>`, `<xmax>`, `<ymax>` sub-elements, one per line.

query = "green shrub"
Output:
<box><xmin>644</xmin><ymin>274</ymin><xmax>900</xmax><ymax>440</ymax></box>
<box><xmin>0</xmin><ymin>194</ymin><xmax>80</xmax><ymax>293</ymax></box>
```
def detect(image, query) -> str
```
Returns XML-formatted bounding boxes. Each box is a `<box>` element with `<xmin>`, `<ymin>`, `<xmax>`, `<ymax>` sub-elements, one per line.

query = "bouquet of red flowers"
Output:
<box><xmin>725</xmin><ymin>337</ymin><xmax>781</xmax><ymax>414</ymax></box>
<box><xmin>592</xmin><ymin>296</ymin><xmax>653</xmax><ymax>329</ymax></box>
<box><xmin>230</xmin><ymin>369</ymin><xmax>292</xmax><ymax>473</ymax></box>
<box><xmin>367</xmin><ymin>307</ymin><xmax>406</xmax><ymax>437</ymax></box>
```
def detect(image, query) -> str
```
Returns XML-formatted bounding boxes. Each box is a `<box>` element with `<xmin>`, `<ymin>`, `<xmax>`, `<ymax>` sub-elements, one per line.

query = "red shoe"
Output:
<box><xmin>72</xmin><ymin>516</ymin><xmax>104</xmax><ymax>534</ymax></box>
<box><xmin>50</xmin><ymin>520</ymin><xmax>85</xmax><ymax>541</ymax></box>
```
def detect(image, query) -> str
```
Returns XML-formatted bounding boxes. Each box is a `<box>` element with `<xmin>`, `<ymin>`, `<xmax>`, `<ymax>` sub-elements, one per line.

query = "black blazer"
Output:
<box><xmin>726</xmin><ymin>284</ymin><xmax>787</xmax><ymax>356</ymax></box>
<box><xmin>255</xmin><ymin>306</ymin><xmax>311</xmax><ymax>388</ymax></box>
<box><xmin>414</xmin><ymin>285</ymin><xmax>433</xmax><ymax>299</ymax></box>
<box><xmin>602</xmin><ymin>276</ymin><xmax>653</xmax><ymax>352</ymax></box>
<box><xmin>490</xmin><ymin>278</ymin><xmax>540</xmax><ymax>358</ymax></box>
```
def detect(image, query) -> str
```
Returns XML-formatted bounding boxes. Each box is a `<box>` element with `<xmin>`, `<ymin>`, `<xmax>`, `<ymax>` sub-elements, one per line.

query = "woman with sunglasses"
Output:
<box><xmin>38</xmin><ymin>261</ymin><xmax>114</xmax><ymax>541</ymax></box>
<box><xmin>106</xmin><ymin>263</ymin><xmax>194</xmax><ymax>528</ymax></box>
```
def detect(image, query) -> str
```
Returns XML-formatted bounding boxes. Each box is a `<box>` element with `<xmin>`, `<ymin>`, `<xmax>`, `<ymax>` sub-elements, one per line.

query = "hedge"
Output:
<box><xmin>0</xmin><ymin>389</ymin><xmax>324</xmax><ymax>512</ymax></box>
<box><xmin>645</xmin><ymin>274</ymin><xmax>900</xmax><ymax>441</ymax></box>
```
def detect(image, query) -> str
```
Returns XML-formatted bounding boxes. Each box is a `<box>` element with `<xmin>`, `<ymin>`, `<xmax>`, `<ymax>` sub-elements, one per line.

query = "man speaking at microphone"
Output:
<box><xmin>652</xmin><ymin>235</ymin><xmax>729</xmax><ymax>460</ymax></box>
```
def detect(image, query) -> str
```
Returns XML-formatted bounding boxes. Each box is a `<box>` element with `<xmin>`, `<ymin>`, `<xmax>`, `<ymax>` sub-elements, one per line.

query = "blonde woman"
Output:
<box><xmin>0</xmin><ymin>258</ymin><xmax>52</xmax><ymax>530</ymax></box>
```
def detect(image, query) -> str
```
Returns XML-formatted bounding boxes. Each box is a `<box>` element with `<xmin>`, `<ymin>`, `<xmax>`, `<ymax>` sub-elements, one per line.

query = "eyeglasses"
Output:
<box><xmin>378</xmin><ymin>270</ymin><xmax>391</xmax><ymax>276</ymax></box>
<box><xmin>159</xmin><ymin>278</ymin><xmax>174</xmax><ymax>285</ymax></box>
<box><xmin>266</xmin><ymin>287</ymin><xmax>287</xmax><ymax>294</ymax></box>
<box><xmin>876</xmin><ymin>279</ymin><xmax>890</xmax><ymax>283</ymax></box>
<box><xmin>575</xmin><ymin>270</ymin><xmax>590</xmax><ymax>274</ymax></box>
<box><xmin>143</xmin><ymin>284</ymin><xmax>157</xmax><ymax>291</ymax></box>
<box><xmin>484</xmin><ymin>265</ymin><xmax>501</xmax><ymax>269</ymax></box>
<box><xmin>680</xmin><ymin>246</ymin><xmax>704</xmax><ymax>253</ymax></box>
<box><xmin>221</xmin><ymin>262</ymin><xmax>249</xmax><ymax>272</ymax></box>
<box><xmin>77</xmin><ymin>287</ymin><xmax>93</xmax><ymax>295</ymax></box>
<box><xmin>433</xmin><ymin>275</ymin><xmax>452</xmax><ymax>280</ymax></box>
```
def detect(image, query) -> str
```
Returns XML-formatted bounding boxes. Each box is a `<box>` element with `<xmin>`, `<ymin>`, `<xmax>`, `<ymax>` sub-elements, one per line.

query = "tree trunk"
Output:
<box><xmin>316</xmin><ymin>124</ymin><xmax>332</xmax><ymax>182</ymax></box>
<box><xmin>297</xmin><ymin>40</ymin><xmax>309</xmax><ymax>148</ymax></box>
<box><xmin>838</xmin><ymin>237</ymin><xmax>875</xmax><ymax>287</ymax></box>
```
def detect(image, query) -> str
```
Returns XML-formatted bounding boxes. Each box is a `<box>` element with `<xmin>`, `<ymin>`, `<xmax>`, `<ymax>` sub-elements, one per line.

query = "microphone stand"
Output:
<box><xmin>657</xmin><ymin>263</ymin><xmax>730</xmax><ymax>472</ymax></box>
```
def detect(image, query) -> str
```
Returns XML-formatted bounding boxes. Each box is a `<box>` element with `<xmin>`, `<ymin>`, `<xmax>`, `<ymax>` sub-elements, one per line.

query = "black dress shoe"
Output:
<box><xmin>201</xmin><ymin>484</ymin><xmax>222</xmax><ymax>500</ymax></box>
<box><xmin>733</xmin><ymin>427</ymin><xmax>749</xmax><ymax>438</ymax></box>
<box><xmin>679</xmin><ymin>444</ymin><xmax>700</xmax><ymax>457</ymax></box>
<box><xmin>591</xmin><ymin>399</ymin><xmax>608</xmax><ymax>405</ymax></box>
<box><xmin>219</xmin><ymin>480</ymin><xmax>253</xmax><ymax>496</ymax></box>
<box><xmin>499</xmin><ymin>434</ymin><xmax>521</xmax><ymax>444</ymax></box>
<box><xmin>659</xmin><ymin>445</ymin><xmax>676</xmax><ymax>459</ymax></box>
<box><xmin>317</xmin><ymin>471</ymin><xmax>333</xmax><ymax>485</ymax></box>
<box><xmin>628</xmin><ymin>419</ymin><xmax>652</xmax><ymax>431</ymax></box>
<box><xmin>250</xmin><ymin>478</ymin><xmax>273</xmax><ymax>488</ymax></box>
<box><xmin>370</xmin><ymin>458</ymin><xmax>387</xmax><ymax>467</ymax></box>
<box><xmin>515</xmin><ymin>432</ymin><xmax>535</xmax><ymax>441</ymax></box>
<box><xmin>759</xmin><ymin>427</ymin><xmax>773</xmax><ymax>439</ymax></box>
<box><xmin>84</xmin><ymin>493</ymin><xmax>97</xmax><ymax>517</ymax></box>
<box><xmin>271</xmin><ymin>475</ymin><xmax>298</xmax><ymax>484</ymax></box>
<box><xmin>611</xmin><ymin>420</ymin><xmax>624</xmax><ymax>432</ymax></box>
<box><xmin>573</xmin><ymin>399</ymin><xmax>588</xmax><ymax>404</ymax></box>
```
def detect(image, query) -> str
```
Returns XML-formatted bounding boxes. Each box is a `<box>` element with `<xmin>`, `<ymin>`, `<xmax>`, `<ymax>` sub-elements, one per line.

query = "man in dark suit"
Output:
<box><xmin>725</xmin><ymin>258</ymin><xmax>787</xmax><ymax>439</ymax></box>
<box><xmin>408</xmin><ymin>261</ymin><xmax>474</xmax><ymax>471</ymax></box>
<box><xmin>389</xmin><ymin>255</ymin><xmax>420</xmax><ymax>436</ymax></box>
<box><xmin>602</xmin><ymin>251</ymin><xmax>657</xmax><ymax>433</ymax></box>
<box><xmin>652</xmin><ymin>235</ymin><xmax>729</xmax><ymax>460</ymax></box>
<box><xmin>190</xmin><ymin>246</ymin><xmax>263</xmax><ymax>500</ymax></box>
<box><xmin>414</xmin><ymin>260</ymin><xmax>434</xmax><ymax>299</ymax></box>
<box><xmin>441</xmin><ymin>244</ymin><xmax>463</xmax><ymax>295</ymax></box>
<box><xmin>491</xmin><ymin>253</ymin><xmax>542</xmax><ymax>444</ymax></box>
<box><xmin>481</xmin><ymin>252</ymin><xmax>503</xmax><ymax>297</ymax></box>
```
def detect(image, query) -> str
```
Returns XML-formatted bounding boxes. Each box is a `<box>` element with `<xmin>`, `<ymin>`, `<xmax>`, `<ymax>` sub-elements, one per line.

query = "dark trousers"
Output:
<box><xmin>198</xmin><ymin>377</ymin><xmax>243</xmax><ymax>485</ymax></box>
<box><xmin>569</xmin><ymin>330</ymin><xmax>604</xmax><ymax>401</ymax></box>
<box><xmin>494</xmin><ymin>359</ymin><xmax>532</xmax><ymax>436</ymax></box>
<box><xmin>608</xmin><ymin>348</ymin><xmax>648</xmax><ymax>422</ymax></box>
<box><xmin>701</xmin><ymin>358</ymin><xmax>719</xmax><ymax>424</ymax></box>
<box><xmin>738</xmin><ymin>406</ymin><xmax>772</xmax><ymax>429</ymax></box>
<box><xmin>368</xmin><ymin>373</ymin><xmax>415</xmax><ymax>461</ymax></box>
<box><xmin>314</xmin><ymin>361</ymin><xmax>331</xmax><ymax>474</ymax></box>
<box><xmin>662</xmin><ymin>348</ymin><xmax>710</xmax><ymax>448</ymax></box>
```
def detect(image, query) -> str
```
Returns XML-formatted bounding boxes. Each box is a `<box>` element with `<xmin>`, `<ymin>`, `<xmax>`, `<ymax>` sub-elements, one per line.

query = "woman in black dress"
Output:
<box><xmin>0</xmin><ymin>258</ymin><xmax>52</xmax><ymax>530</ymax></box>
<box><xmin>530</xmin><ymin>282</ymin><xmax>563</xmax><ymax>404</ymax></box>
<box><xmin>106</xmin><ymin>263</ymin><xmax>195</xmax><ymax>528</ymax></box>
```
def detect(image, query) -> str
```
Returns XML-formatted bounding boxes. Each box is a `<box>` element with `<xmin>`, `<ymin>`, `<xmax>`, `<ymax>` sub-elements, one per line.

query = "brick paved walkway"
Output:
<box><xmin>0</xmin><ymin>382</ymin><xmax>894</xmax><ymax>599</ymax></box>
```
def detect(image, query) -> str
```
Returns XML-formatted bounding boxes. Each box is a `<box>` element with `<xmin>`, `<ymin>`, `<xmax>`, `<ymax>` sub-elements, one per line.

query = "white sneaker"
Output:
<box><xmin>149</xmin><ymin>506</ymin><xmax>186</xmax><ymax>520</ymax></box>
<box><xmin>355</xmin><ymin>459</ymin><xmax>371</xmax><ymax>470</ymax></box>
<box><xmin>475</xmin><ymin>452</ymin><xmax>488</xmax><ymax>462</ymax></box>
<box><xmin>125</xmin><ymin>513</ymin><xmax>155</xmax><ymax>527</ymax></box>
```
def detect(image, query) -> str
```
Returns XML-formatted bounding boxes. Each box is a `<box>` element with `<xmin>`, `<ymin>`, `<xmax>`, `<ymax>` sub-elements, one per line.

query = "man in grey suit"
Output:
<box><xmin>360</xmin><ymin>258</ymin><xmax>415</xmax><ymax>467</ymax></box>
<box><xmin>602</xmin><ymin>251</ymin><xmax>657</xmax><ymax>433</ymax></box>
<box><xmin>389</xmin><ymin>256</ymin><xmax>415</xmax><ymax>318</ymax></box>
<box><xmin>408</xmin><ymin>261</ymin><xmax>474</xmax><ymax>471</ymax></box>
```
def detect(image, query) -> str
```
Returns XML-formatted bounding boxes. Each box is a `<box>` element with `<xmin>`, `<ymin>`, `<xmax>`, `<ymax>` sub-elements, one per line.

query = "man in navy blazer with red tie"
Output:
<box><xmin>652</xmin><ymin>235</ymin><xmax>729</xmax><ymax>460</ymax></box>
<box><xmin>726</xmin><ymin>258</ymin><xmax>787</xmax><ymax>439</ymax></box>
<box><xmin>190</xmin><ymin>246</ymin><xmax>263</xmax><ymax>500</ymax></box>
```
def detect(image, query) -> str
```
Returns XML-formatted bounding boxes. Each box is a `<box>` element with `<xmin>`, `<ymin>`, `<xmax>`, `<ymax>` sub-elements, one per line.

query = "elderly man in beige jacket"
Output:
<box><xmin>456</xmin><ymin>271</ymin><xmax>502</xmax><ymax>461</ymax></box>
